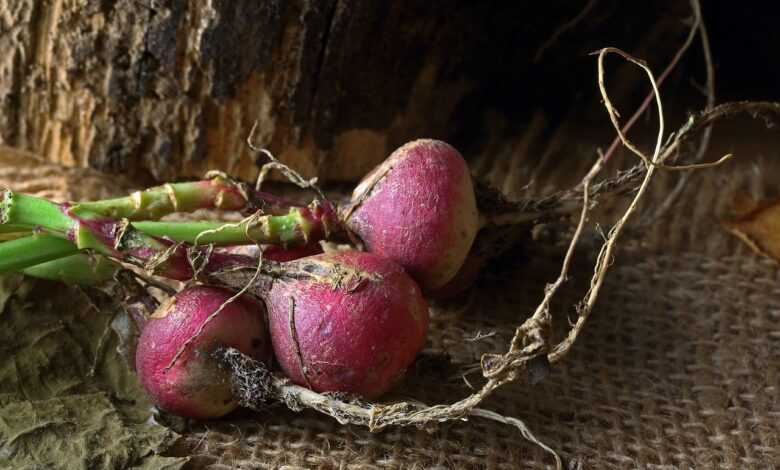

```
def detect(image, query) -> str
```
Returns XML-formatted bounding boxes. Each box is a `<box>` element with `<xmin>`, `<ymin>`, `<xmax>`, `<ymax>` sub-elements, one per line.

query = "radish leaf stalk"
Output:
<box><xmin>0</xmin><ymin>190</ymin><xmax>337</xmax><ymax>279</ymax></box>
<box><xmin>21</xmin><ymin>254</ymin><xmax>118</xmax><ymax>285</ymax></box>
<box><xmin>73</xmin><ymin>175</ymin><xmax>301</xmax><ymax>220</ymax></box>
<box><xmin>132</xmin><ymin>202</ymin><xmax>335</xmax><ymax>246</ymax></box>
<box><xmin>0</xmin><ymin>234</ymin><xmax>80</xmax><ymax>273</ymax></box>
<box><xmin>1</xmin><ymin>190</ymin><xmax>74</xmax><ymax>234</ymax></box>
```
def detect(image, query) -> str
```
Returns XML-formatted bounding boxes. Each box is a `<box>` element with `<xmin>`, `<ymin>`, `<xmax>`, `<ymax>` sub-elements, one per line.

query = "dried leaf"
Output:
<box><xmin>723</xmin><ymin>196</ymin><xmax>780</xmax><ymax>260</ymax></box>
<box><xmin>0</xmin><ymin>280</ymin><xmax>187</xmax><ymax>469</ymax></box>
<box><xmin>0</xmin><ymin>393</ymin><xmax>183</xmax><ymax>469</ymax></box>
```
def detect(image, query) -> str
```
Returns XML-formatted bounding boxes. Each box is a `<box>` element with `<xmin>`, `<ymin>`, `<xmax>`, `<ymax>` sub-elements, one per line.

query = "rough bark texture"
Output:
<box><xmin>0</xmin><ymin>0</ymin><xmax>683</xmax><ymax>183</ymax></box>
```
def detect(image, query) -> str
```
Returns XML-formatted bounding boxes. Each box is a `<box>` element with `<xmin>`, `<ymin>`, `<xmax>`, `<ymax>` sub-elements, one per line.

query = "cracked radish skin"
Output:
<box><xmin>135</xmin><ymin>286</ymin><xmax>271</xmax><ymax>418</ymax></box>
<box><xmin>266</xmin><ymin>251</ymin><xmax>429</xmax><ymax>399</ymax></box>
<box><xmin>343</xmin><ymin>139</ymin><xmax>479</xmax><ymax>291</ymax></box>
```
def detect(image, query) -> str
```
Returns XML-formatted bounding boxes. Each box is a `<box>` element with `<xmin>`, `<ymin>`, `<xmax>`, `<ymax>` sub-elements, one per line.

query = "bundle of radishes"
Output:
<box><xmin>0</xmin><ymin>139</ymin><xmax>500</xmax><ymax>419</ymax></box>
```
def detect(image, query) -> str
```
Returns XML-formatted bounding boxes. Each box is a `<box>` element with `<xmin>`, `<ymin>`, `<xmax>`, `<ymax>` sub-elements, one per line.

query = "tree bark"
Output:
<box><xmin>0</xmin><ymin>1</ymin><xmax>683</xmax><ymax>183</ymax></box>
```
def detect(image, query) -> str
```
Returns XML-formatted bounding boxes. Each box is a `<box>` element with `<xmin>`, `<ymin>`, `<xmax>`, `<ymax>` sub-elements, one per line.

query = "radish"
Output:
<box><xmin>135</xmin><ymin>286</ymin><xmax>271</xmax><ymax>418</ymax></box>
<box><xmin>135</xmin><ymin>250</ymin><xmax>428</xmax><ymax>402</ymax></box>
<box><xmin>342</xmin><ymin>139</ymin><xmax>479</xmax><ymax>291</ymax></box>
<box><xmin>261</xmin><ymin>244</ymin><xmax>323</xmax><ymax>262</ymax></box>
<box><xmin>254</xmin><ymin>250</ymin><xmax>429</xmax><ymax>399</ymax></box>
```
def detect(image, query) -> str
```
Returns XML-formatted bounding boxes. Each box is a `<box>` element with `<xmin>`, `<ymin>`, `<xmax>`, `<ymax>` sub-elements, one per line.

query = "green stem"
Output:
<box><xmin>1</xmin><ymin>190</ymin><xmax>74</xmax><ymax>234</ymax></box>
<box><xmin>0</xmin><ymin>190</ymin><xmax>336</xmax><ymax>280</ymax></box>
<box><xmin>4</xmin><ymin>187</ymin><xmax>338</xmax><ymax>250</ymax></box>
<box><xmin>71</xmin><ymin>176</ymin><xmax>300</xmax><ymax>220</ymax></box>
<box><xmin>72</xmin><ymin>177</ymin><xmax>241</xmax><ymax>219</ymax></box>
<box><xmin>0</xmin><ymin>190</ymin><xmax>212</xmax><ymax>279</ymax></box>
<box><xmin>22</xmin><ymin>254</ymin><xmax>119</xmax><ymax>286</ymax></box>
<box><xmin>0</xmin><ymin>234</ymin><xmax>80</xmax><ymax>273</ymax></box>
<box><xmin>0</xmin><ymin>190</ymin><xmax>169</xmax><ymax>261</ymax></box>
<box><xmin>133</xmin><ymin>208</ymin><xmax>314</xmax><ymax>246</ymax></box>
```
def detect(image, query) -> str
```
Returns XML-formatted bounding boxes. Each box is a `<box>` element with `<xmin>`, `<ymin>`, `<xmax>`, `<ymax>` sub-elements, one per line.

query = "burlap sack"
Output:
<box><xmin>1</xmin><ymin>118</ymin><xmax>778</xmax><ymax>468</ymax></box>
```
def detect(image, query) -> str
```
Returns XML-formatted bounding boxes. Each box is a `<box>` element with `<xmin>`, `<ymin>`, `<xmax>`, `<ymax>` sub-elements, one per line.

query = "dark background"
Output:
<box><xmin>438</xmin><ymin>1</ymin><xmax>780</xmax><ymax>161</ymax></box>
<box><xmin>432</xmin><ymin>0</ymin><xmax>780</xmax><ymax>160</ymax></box>
<box><xmin>705</xmin><ymin>2</ymin><xmax>780</xmax><ymax>102</ymax></box>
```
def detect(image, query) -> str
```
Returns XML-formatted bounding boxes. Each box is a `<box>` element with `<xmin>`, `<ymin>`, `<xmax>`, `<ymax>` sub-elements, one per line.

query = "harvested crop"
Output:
<box><xmin>135</xmin><ymin>286</ymin><xmax>271</xmax><ymax>418</ymax></box>
<box><xmin>260</xmin><ymin>250</ymin><xmax>429</xmax><ymax>398</ymax></box>
<box><xmin>342</xmin><ymin>139</ymin><xmax>480</xmax><ymax>291</ymax></box>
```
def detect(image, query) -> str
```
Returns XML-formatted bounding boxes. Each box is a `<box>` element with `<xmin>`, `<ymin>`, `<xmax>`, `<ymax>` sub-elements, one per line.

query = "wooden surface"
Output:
<box><xmin>0</xmin><ymin>1</ymin><xmax>683</xmax><ymax>183</ymax></box>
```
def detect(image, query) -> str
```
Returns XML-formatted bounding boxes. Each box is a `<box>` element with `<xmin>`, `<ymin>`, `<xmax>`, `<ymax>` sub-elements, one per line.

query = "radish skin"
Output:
<box><xmin>135</xmin><ymin>286</ymin><xmax>271</xmax><ymax>418</ymax></box>
<box><xmin>265</xmin><ymin>251</ymin><xmax>429</xmax><ymax>399</ymax></box>
<box><xmin>344</xmin><ymin>139</ymin><xmax>479</xmax><ymax>291</ymax></box>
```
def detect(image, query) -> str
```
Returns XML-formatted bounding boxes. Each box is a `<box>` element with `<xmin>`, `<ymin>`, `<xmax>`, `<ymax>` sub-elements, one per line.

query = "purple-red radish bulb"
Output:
<box><xmin>135</xmin><ymin>286</ymin><xmax>271</xmax><ymax>419</ymax></box>
<box><xmin>343</xmin><ymin>139</ymin><xmax>479</xmax><ymax>291</ymax></box>
<box><xmin>261</xmin><ymin>244</ymin><xmax>323</xmax><ymax>262</ymax></box>
<box><xmin>266</xmin><ymin>251</ymin><xmax>429</xmax><ymax>399</ymax></box>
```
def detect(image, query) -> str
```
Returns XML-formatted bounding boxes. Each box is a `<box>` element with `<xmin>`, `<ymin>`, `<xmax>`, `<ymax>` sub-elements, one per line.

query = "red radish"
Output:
<box><xmin>342</xmin><ymin>139</ymin><xmax>479</xmax><ymax>291</ymax></box>
<box><xmin>261</xmin><ymin>244</ymin><xmax>323</xmax><ymax>262</ymax></box>
<box><xmin>135</xmin><ymin>286</ymin><xmax>271</xmax><ymax>418</ymax></box>
<box><xmin>264</xmin><ymin>250</ymin><xmax>429</xmax><ymax>399</ymax></box>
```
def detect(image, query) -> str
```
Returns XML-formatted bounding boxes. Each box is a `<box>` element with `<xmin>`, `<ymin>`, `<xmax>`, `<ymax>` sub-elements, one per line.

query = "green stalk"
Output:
<box><xmin>0</xmin><ymin>234</ymin><xmax>80</xmax><ymax>273</ymax></box>
<box><xmin>1</xmin><ymin>190</ymin><xmax>74</xmax><ymax>234</ymax></box>
<box><xmin>133</xmin><ymin>208</ymin><xmax>312</xmax><ymax>246</ymax></box>
<box><xmin>0</xmin><ymin>190</ymin><xmax>334</xmax><ymax>280</ymax></box>
<box><xmin>0</xmin><ymin>190</ymin><xmax>190</xmax><ymax>279</ymax></box>
<box><xmin>4</xmin><ymin>186</ymin><xmax>337</xmax><ymax>250</ymax></box>
<box><xmin>71</xmin><ymin>176</ymin><xmax>300</xmax><ymax>220</ymax></box>
<box><xmin>0</xmin><ymin>190</ymin><xmax>167</xmax><ymax>259</ymax></box>
<box><xmin>71</xmin><ymin>178</ymin><xmax>239</xmax><ymax>219</ymax></box>
<box><xmin>21</xmin><ymin>254</ymin><xmax>118</xmax><ymax>285</ymax></box>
